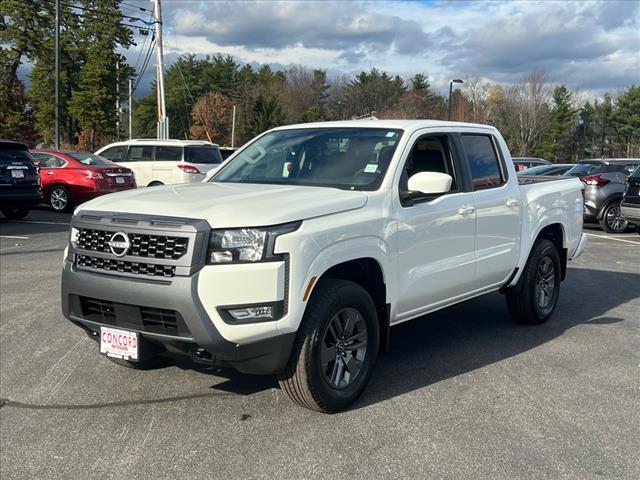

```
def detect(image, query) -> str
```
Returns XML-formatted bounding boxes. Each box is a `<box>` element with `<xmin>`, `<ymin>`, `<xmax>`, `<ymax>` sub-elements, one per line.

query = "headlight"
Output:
<box><xmin>207</xmin><ymin>221</ymin><xmax>300</xmax><ymax>264</ymax></box>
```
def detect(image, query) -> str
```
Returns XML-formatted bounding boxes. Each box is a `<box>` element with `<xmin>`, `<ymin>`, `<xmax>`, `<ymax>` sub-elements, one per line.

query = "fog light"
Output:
<box><xmin>228</xmin><ymin>306</ymin><xmax>273</xmax><ymax>320</ymax></box>
<box><xmin>219</xmin><ymin>301</ymin><xmax>284</xmax><ymax>324</ymax></box>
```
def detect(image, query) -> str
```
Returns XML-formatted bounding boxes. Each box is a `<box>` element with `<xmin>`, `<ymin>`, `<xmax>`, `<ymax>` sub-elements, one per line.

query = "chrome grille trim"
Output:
<box><xmin>70</xmin><ymin>211</ymin><xmax>210</xmax><ymax>279</ymax></box>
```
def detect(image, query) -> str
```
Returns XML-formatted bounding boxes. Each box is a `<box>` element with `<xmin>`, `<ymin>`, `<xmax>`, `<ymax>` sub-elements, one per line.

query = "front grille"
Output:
<box><xmin>76</xmin><ymin>254</ymin><xmax>176</xmax><ymax>278</ymax></box>
<box><xmin>82</xmin><ymin>298</ymin><xmax>116</xmax><ymax>322</ymax></box>
<box><xmin>76</xmin><ymin>228</ymin><xmax>188</xmax><ymax>260</ymax></box>
<box><xmin>78</xmin><ymin>296</ymin><xmax>190</xmax><ymax>337</ymax></box>
<box><xmin>140</xmin><ymin>307</ymin><xmax>180</xmax><ymax>335</ymax></box>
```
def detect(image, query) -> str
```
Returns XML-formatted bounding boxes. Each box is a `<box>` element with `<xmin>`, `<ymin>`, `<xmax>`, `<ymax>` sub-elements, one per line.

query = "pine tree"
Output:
<box><xmin>537</xmin><ymin>85</ymin><xmax>576</xmax><ymax>161</ymax></box>
<box><xmin>612</xmin><ymin>85</ymin><xmax>640</xmax><ymax>157</ymax></box>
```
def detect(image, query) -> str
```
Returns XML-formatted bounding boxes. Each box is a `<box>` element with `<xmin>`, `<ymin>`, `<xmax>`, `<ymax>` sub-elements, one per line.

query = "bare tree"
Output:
<box><xmin>505</xmin><ymin>70</ymin><xmax>551</xmax><ymax>156</ymax></box>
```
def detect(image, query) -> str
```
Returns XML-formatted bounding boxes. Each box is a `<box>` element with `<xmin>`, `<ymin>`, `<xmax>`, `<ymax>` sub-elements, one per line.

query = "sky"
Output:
<box><xmin>126</xmin><ymin>0</ymin><xmax>640</xmax><ymax>97</ymax></box>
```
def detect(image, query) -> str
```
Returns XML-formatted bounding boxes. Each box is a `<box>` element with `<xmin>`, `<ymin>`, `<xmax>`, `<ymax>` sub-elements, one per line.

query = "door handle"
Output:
<box><xmin>506</xmin><ymin>198</ymin><xmax>519</xmax><ymax>208</ymax></box>
<box><xmin>47</xmin><ymin>171</ymin><xmax>54</xmax><ymax>175</ymax></box>
<box><xmin>458</xmin><ymin>205</ymin><xmax>475</xmax><ymax>215</ymax></box>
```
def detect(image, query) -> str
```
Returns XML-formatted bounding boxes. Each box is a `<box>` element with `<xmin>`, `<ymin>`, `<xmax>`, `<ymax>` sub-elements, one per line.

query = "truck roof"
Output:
<box><xmin>274</xmin><ymin>119</ymin><xmax>497</xmax><ymax>134</ymax></box>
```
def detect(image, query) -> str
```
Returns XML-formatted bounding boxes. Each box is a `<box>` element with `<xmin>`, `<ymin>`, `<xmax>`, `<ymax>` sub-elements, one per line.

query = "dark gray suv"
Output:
<box><xmin>566</xmin><ymin>159</ymin><xmax>640</xmax><ymax>233</ymax></box>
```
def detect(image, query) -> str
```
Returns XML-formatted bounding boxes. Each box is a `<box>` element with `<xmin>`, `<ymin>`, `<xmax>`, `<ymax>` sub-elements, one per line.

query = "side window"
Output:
<box><xmin>399</xmin><ymin>134</ymin><xmax>459</xmax><ymax>195</ymax></box>
<box><xmin>101</xmin><ymin>146</ymin><xmax>126</xmax><ymax>162</ymax></box>
<box><xmin>155</xmin><ymin>146</ymin><xmax>182</xmax><ymax>162</ymax></box>
<box><xmin>126</xmin><ymin>145</ymin><xmax>153</xmax><ymax>162</ymax></box>
<box><xmin>623</xmin><ymin>164</ymin><xmax>638</xmax><ymax>176</ymax></box>
<box><xmin>461</xmin><ymin>134</ymin><xmax>505</xmax><ymax>190</ymax></box>
<box><xmin>32</xmin><ymin>153</ymin><xmax>63</xmax><ymax>168</ymax></box>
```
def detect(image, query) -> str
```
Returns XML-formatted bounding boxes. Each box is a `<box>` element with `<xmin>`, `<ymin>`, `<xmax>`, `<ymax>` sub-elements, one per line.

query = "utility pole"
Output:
<box><xmin>115</xmin><ymin>60</ymin><xmax>120</xmax><ymax>140</ymax></box>
<box><xmin>154</xmin><ymin>0</ymin><xmax>168</xmax><ymax>139</ymax></box>
<box><xmin>128</xmin><ymin>78</ymin><xmax>133</xmax><ymax>140</ymax></box>
<box><xmin>54</xmin><ymin>0</ymin><xmax>60</xmax><ymax>148</ymax></box>
<box><xmin>231</xmin><ymin>105</ymin><xmax>236</xmax><ymax>148</ymax></box>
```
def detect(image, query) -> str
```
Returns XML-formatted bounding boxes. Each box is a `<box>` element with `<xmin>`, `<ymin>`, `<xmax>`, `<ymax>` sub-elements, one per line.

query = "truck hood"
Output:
<box><xmin>77</xmin><ymin>182</ymin><xmax>368</xmax><ymax>227</ymax></box>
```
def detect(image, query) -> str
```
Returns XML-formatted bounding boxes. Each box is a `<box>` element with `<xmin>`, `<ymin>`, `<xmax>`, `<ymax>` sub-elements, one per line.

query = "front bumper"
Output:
<box><xmin>61</xmin><ymin>261</ymin><xmax>295</xmax><ymax>375</ymax></box>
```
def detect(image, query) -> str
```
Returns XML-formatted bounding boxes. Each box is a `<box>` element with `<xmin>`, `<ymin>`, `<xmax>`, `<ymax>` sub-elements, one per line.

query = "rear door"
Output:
<box><xmin>31</xmin><ymin>153</ymin><xmax>67</xmax><ymax>196</ymax></box>
<box><xmin>152</xmin><ymin>145</ymin><xmax>183</xmax><ymax>184</ymax></box>
<box><xmin>459</xmin><ymin>133</ymin><xmax>522</xmax><ymax>288</ymax></box>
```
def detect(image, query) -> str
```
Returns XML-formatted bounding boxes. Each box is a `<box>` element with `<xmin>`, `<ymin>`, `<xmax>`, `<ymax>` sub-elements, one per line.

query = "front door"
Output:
<box><xmin>394</xmin><ymin>133</ymin><xmax>477</xmax><ymax>321</ymax></box>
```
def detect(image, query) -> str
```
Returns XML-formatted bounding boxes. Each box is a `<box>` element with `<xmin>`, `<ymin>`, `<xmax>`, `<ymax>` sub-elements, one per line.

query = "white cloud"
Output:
<box><xmin>152</xmin><ymin>0</ymin><xmax>640</xmax><ymax>95</ymax></box>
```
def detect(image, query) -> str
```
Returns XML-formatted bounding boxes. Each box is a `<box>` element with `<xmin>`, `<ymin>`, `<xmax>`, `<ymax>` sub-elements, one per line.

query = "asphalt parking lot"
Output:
<box><xmin>1</xmin><ymin>209</ymin><xmax>639</xmax><ymax>479</ymax></box>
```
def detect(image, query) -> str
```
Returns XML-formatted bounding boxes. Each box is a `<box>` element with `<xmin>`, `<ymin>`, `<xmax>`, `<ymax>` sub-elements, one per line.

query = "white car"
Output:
<box><xmin>95</xmin><ymin>139</ymin><xmax>223</xmax><ymax>187</ymax></box>
<box><xmin>62</xmin><ymin>120</ymin><xmax>587</xmax><ymax>412</ymax></box>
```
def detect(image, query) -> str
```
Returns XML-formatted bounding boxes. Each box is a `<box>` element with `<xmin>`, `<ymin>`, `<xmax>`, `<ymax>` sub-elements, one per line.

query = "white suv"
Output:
<box><xmin>96</xmin><ymin>139</ymin><xmax>223</xmax><ymax>187</ymax></box>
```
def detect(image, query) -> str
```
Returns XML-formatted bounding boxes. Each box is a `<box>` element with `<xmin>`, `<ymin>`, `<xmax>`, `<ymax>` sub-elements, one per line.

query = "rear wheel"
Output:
<box><xmin>147</xmin><ymin>181</ymin><xmax>164</xmax><ymax>187</ymax></box>
<box><xmin>599</xmin><ymin>201</ymin><xmax>628</xmax><ymax>233</ymax></box>
<box><xmin>1</xmin><ymin>208</ymin><xmax>30</xmax><ymax>219</ymax></box>
<box><xmin>506</xmin><ymin>239</ymin><xmax>561</xmax><ymax>325</ymax></box>
<box><xmin>278</xmin><ymin>279</ymin><xmax>379</xmax><ymax>413</ymax></box>
<box><xmin>49</xmin><ymin>185</ymin><xmax>72</xmax><ymax>212</ymax></box>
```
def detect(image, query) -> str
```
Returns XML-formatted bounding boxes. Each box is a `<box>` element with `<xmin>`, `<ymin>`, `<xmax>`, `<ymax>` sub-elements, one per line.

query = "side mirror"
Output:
<box><xmin>407</xmin><ymin>171</ymin><xmax>452</xmax><ymax>195</ymax></box>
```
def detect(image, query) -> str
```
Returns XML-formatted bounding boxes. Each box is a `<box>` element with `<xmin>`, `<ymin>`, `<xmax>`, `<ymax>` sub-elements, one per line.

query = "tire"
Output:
<box><xmin>506</xmin><ymin>239</ymin><xmax>561</xmax><ymax>325</ymax></box>
<box><xmin>49</xmin><ymin>185</ymin><xmax>72</xmax><ymax>212</ymax></box>
<box><xmin>147</xmin><ymin>181</ymin><xmax>164</xmax><ymax>187</ymax></box>
<box><xmin>278</xmin><ymin>279</ymin><xmax>379</xmax><ymax>413</ymax></box>
<box><xmin>1</xmin><ymin>208</ymin><xmax>30</xmax><ymax>219</ymax></box>
<box><xmin>598</xmin><ymin>201</ymin><xmax>628</xmax><ymax>233</ymax></box>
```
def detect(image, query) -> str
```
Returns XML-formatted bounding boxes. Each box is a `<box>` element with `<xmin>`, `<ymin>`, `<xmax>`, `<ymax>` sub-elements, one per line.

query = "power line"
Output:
<box><xmin>132</xmin><ymin>37</ymin><xmax>156</xmax><ymax>95</ymax></box>
<box><xmin>120</xmin><ymin>1</ymin><xmax>154</xmax><ymax>14</ymax></box>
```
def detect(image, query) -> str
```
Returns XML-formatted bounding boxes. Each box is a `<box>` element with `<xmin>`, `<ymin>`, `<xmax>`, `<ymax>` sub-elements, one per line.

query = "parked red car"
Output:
<box><xmin>30</xmin><ymin>150</ymin><xmax>136</xmax><ymax>212</ymax></box>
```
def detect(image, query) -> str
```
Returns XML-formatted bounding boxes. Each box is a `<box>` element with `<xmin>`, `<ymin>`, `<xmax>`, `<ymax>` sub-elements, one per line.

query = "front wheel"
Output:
<box><xmin>1</xmin><ymin>208</ymin><xmax>30</xmax><ymax>219</ymax></box>
<box><xmin>506</xmin><ymin>239</ymin><xmax>561</xmax><ymax>325</ymax></box>
<box><xmin>278</xmin><ymin>279</ymin><xmax>379</xmax><ymax>413</ymax></box>
<box><xmin>599</xmin><ymin>201</ymin><xmax>628</xmax><ymax>233</ymax></box>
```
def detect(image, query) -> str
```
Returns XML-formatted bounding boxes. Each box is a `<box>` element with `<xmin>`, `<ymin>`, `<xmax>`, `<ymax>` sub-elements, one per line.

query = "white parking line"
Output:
<box><xmin>586</xmin><ymin>233</ymin><xmax>640</xmax><ymax>246</ymax></box>
<box><xmin>0</xmin><ymin>235</ymin><xmax>30</xmax><ymax>240</ymax></box>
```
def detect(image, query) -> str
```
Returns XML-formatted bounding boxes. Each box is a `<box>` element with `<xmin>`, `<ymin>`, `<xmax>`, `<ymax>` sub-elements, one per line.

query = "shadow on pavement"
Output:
<box><xmin>353</xmin><ymin>267</ymin><xmax>639</xmax><ymax>410</ymax></box>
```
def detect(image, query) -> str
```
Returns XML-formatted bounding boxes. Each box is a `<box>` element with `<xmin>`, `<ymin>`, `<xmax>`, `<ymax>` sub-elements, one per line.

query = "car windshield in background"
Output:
<box><xmin>210</xmin><ymin>127</ymin><xmax>403</xmax><ymax>191</ymax></box>
<box><xmin>68</xmin><ymin>152</ymin><xmax>113</xmax><ymax>166</ymax></box>
<box><xmin>185</xmin><ymin>146</ymin><xmax>223</xmax><ymax>164</ymax></box>
<box><xmin>0</xmin><ymin>148</ymin><xmax>34</xmax><ymax>163</ymax></box>
<box><xmin>566</xmin><ymin>162</ymin><xmax>602</xmax><ymax>176</ymax></box>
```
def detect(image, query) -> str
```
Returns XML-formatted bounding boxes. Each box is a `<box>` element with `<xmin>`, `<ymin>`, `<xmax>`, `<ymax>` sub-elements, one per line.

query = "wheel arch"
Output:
<box><xmin>597</xmin><ymin>194</ymin><xmax>623</xmax><ymax>220</ymax></box>
<box><xmin>308</xmin><ymin>256</ymin><xmax>390</xmax><ymax>353</ymax></box>
<box><xmin>507</xmin><ymin>222</ymin><xmax>568</xmax><ymax>294</ymax></box>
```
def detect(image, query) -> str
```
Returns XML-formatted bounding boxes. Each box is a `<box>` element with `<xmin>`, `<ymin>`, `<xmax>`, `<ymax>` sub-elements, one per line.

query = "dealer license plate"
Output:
<box><xmin>100</xmin><ymin>326</ymin><xmax>138</xmax><ymax>360</ymax></box>
<box><xmin>11</xmin><ymin>169</ymin><xmax>25</xmax><ymax>178</ymax></box>
<box><xmin>115</xmin><ymin>176</ymin><xmax>125</xmax><ymax>184</ymax></box>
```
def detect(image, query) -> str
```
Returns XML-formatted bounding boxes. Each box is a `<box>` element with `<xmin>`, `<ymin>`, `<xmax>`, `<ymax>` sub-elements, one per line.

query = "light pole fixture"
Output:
<box><xmin>448</xmin><ymin>79</ymin><xmax>464</xmax><ymax>121</ymax></box>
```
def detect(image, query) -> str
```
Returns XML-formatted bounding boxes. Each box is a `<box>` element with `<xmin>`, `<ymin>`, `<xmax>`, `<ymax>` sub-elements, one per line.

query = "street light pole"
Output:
<box><xmin>448</xmin><ymin>78</ymin><xmax>463</xmax><ymax>121</ymax></box>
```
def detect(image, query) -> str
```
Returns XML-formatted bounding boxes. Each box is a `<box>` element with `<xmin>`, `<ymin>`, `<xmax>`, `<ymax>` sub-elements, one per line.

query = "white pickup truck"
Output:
<box><xmin>61</xmin><ymin>120</ymin><xmax>587</xmax><ymax>412</ymax></box>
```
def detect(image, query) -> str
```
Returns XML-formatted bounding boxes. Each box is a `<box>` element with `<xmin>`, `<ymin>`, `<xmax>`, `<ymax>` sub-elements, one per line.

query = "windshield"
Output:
<box><xmin>566</xmin><ymin>162</ymin><xmax>602</xmax><ymax>176</ymax></box>
<box><xmin>69</xmin><ymin>152</ymin><xmax>113</xmax><ymax>166</ymax></box>
<box><xmin>185</xmin><ymin>146</ymin><xmax>223</xmax><ymax>164</ymax></box>
<box><xmin>211</xmin><ymin>127</ymin><xmax>403</xmax><ymax>190</ymax></box>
